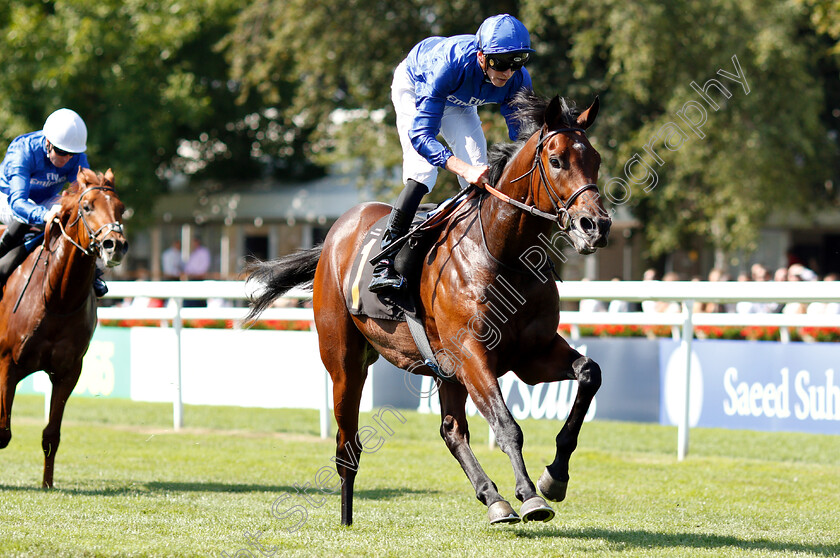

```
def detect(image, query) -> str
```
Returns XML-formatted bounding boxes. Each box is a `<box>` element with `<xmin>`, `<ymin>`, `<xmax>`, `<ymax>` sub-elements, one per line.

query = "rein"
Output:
<box><xmin>369</xmin><ymin>127</ymin><xmax>600</xmax><ymax>265</ymax></box>
<box><xmin>484</xmin><ymin>126</ymin><xmax>599</xmax><ymax>230</ymax></box>
<box><xmin>367</xmin><ymin>186</ymin><xmax>477</xmax><ymax>264</ymax></box>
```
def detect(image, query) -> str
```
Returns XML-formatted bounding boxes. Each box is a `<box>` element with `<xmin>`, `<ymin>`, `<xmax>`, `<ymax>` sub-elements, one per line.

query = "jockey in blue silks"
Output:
<box><xmin>369</xmin><ymin>14</ymin><xmax>535</xmax><ymax>292</ymax></box>
<box><xmin>0</xmin><ymin>108</ymin><xmax>108</xmax><ymax>297</ymax></box>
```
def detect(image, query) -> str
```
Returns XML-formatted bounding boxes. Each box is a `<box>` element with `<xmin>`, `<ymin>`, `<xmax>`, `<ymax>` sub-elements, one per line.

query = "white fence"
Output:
<box><xmin>98</xmin><ymin>280</ymin><xmax>838</xmax><ymax>458</ymax></box>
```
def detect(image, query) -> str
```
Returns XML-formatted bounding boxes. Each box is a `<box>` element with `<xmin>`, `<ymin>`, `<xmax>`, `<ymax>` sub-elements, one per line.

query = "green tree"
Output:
<box><xmin>523</xmin><ymin>0</ymin><xmax>835</xmax><ymax>259</ymax></box>
<box><xmin>222</xmin><ymin>0</ymin><xmax>519</xmax><ymax>200</ymax></box>
<box><xmin>0</xmin><ymin>0</ymin><xmax>267</xmax><ymax>224</ymax></box>
<box><xmin>224</xmin><ymin>0</ymin><xmax>837</xmax><ymax>263</ymax></box>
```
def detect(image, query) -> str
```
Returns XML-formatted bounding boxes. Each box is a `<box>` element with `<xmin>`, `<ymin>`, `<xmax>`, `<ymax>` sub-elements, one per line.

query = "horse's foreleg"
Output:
<box><xmin>515</xmin><ymin>334</ymin><xmax>602</xmax><ymax>503</ymax></box>
<box><xmin>437</xmin><ymin>381</ymin><xmax>519</xmax><ymax>524</ymax></box>
<box><xmin>539</xmin><ymin>354</ymin><xmax>601</xmax><ymax>502</ymax></box>
<box><xmin>42</xmin><ymin>364</ymin><xmax>83</xmax><ymax>489</ymax></box>
<box><xmin>464</xmin><ymin>371</ymin><xmax>555</xmax><ymax>523</ymax></box>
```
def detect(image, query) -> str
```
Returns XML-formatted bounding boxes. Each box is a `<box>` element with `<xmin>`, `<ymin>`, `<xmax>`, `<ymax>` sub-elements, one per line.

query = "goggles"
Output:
<box><xmin>486</xmin><ymin>51</ymin><xmax>530</xmax><ymax>72</ymax></box>
<box><xmin>50</xmin><ymin>144</ymin><xmax>74</xmax><ymax>157</ymax></box>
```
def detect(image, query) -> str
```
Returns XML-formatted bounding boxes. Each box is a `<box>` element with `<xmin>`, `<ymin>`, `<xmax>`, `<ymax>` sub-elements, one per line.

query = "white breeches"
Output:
<box><xmin>391</xmin><ymin>60</ymin><xmax>487</xmax><ymax>191</ymax></box>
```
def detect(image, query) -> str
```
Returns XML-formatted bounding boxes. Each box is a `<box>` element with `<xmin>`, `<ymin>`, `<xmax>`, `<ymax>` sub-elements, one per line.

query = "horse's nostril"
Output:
<box><xmin>103</xmin><ymin>239</ymin><xmax>115</xmax><ymax>250</ymax></box>
<box><xmin>121</xmin><ymin>241</ymin><xmax>129</xmax><ymax>255</ymax></box>
<box><xmin>578</xmin><ymin>217</ymin><xmax>595</xmax><ymax>233</ymax></box>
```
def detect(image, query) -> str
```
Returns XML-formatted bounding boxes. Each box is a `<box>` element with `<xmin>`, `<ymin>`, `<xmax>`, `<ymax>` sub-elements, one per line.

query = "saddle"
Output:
<box><xmin>345</xmin><ymin>207</ymin><xmax>437</xmax><ymax>321</ymax></box>
<box><xmin>345</xmin><ymin>189</ymin><xmax>476</xmax><ymax>382</ymax></box>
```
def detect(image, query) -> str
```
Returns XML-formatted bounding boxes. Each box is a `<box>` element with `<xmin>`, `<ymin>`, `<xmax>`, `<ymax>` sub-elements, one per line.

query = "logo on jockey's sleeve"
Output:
<box><xmin>447</xmin><ymin>95</ymin><xmax>485</xmax><ymax>107</ymax></box>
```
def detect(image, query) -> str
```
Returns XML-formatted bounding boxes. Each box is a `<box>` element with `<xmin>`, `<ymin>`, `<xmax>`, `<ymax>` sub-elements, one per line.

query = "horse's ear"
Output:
<box><xmin>576</xmin><ymin>96</ymin><xmax>600</xmax><ymax>130</ymax></box>
<box><xmin>544</xmin><ymin>95</ymin><xmax>562</xmax><ymax>128</ymax></box>
<box><xmin>77</xmin><ymin>167</ymin><xmax>89</xmax><ymax>187</ymax></box>
<box><xmin>104</xmin><ymin>168</ymin><xmax>115</xmax><ymax>186</ymax></box>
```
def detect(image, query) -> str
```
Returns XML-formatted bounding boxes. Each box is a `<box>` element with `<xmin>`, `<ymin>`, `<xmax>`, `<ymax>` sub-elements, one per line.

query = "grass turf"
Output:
<box><xmin>1</xmin><ymin>395</ymin><xmax>838</xmax><ymax>557</ymax></box>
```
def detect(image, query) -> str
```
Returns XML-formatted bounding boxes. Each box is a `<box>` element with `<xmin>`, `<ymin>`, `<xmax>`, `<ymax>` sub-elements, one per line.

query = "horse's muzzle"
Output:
<box><xmin>569</xmin><ymin>214</ymin><xmax>611</xmax><ymax>254</ymax></box>
<box><xmin>100</xmin><ymin>236</ymin><xmax>129</xmax><ymax>267</ymax></box>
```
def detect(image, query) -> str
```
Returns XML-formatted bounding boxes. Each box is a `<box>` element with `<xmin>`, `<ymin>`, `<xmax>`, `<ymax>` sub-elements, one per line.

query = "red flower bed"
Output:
<box><xmin>98</xmin><ymin>319</ymin><xmax>314</xmax><ymax>331</ymax></box>
<box><xmin>556</xmin><ymin>323</ymin><xmax>840</xmax><ymax>342</ymax></box>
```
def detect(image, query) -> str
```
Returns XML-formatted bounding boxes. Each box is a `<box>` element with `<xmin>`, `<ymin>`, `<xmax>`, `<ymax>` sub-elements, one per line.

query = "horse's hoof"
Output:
<box><xmin>488</xmin><ymin>500</ymin><xmax>520</xmax><ymax>525</ymax></box>
<box><xmin>520</xmin><ymin>496</ymin><xmax>555</xmax><ymax>523</ymax></box>
<box><xmin>537</xmin><ymin>467</ymin><xmax>568</xmax><ymax>502</ymax></box>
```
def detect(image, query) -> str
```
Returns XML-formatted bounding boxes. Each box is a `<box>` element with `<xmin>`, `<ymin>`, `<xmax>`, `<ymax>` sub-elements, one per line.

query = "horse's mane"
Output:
<box><xmin>487</xmin><ymin>91</ymin><xmax>581</xmax><ymax>186</ymax></box>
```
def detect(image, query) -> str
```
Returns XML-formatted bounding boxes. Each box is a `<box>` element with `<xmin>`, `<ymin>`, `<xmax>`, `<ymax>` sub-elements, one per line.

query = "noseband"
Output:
<box><xmin>485</xmin><ymin>127</ymin><xmax>600</xmax><ymax>230</ymax></box>
<box><xmin>52</xmin><ymin>186</ymin><xmax>124</xmax><ymax>256</ymax></box>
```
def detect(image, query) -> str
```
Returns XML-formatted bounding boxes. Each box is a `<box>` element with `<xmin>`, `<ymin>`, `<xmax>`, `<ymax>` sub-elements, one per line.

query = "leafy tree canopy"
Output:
<box><xmin>2</xmin><ymin>0</ymin><xmax>836</xmax><ymax>264</ymax></box>
<box><xmin>0</xmin><ymin>0</ymin><xmax>315</xmax><ymax>225</ymax></box>
<box><xmin>224</xmin><ymin>0</ymin><xmax>838</xmax><ymax>258</ymax></box>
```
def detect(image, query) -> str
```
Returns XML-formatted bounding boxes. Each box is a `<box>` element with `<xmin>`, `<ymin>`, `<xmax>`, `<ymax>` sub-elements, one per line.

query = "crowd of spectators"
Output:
<box><xmin>578</xmin><ymin>263</ymin><xmax>839</xmax><ymax>315</ymax></box>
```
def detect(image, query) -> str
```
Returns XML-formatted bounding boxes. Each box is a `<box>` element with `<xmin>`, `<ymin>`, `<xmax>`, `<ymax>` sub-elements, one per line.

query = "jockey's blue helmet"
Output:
<box><xmin>475</xmin><ymin>14</ymin><xmax>535</xmax><ymax>55</ymax></box>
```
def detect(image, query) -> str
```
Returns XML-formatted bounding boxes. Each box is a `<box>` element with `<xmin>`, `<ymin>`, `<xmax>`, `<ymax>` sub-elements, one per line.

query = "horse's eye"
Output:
<box><xmin>83</xmin><ymin>203</ymin><xmax>92</xmax><ymax>213</ymax></box>
<box><xmin>549</xmin><ymin>157</ymin><xmax>563</xmax><ymax>170</ymax></box>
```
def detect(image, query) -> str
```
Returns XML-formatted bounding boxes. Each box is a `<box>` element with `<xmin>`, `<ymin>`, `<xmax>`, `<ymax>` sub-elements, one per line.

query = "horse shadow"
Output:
<box><xmin>514</xmin><ymin>526</ymin><xmax>840</xmax><ymax>557</ymax></box>
<box><xmin>144</xmin><ymin>482</ymin><xmax>437</xmax><ymax>501</ymax></box>
<box><xmin>0</xmin><ymin>482</ymin><xmax>142</xmax><ymax>497</ymax></box>
<box><xmin>0</xmin><ymin>481</ymin><xmax>438</xmax><ymax>500</ymax></box>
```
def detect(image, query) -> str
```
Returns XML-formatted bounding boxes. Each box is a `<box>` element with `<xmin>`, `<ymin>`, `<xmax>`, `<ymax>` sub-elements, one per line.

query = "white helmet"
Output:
<box><xmin>43</xmin><ymin>108</ymin><xmax>87</xmax><ymax>153</ymax></box>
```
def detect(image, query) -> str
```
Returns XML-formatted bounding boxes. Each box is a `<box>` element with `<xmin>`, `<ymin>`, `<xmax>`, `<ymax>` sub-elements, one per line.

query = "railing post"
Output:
<box><xmin>678</xmin><ymin>299</ymin><xmax>694</xmax><ymax>461</ymax></box>
<box><xmin>320</xmin><ymin>368</ymin><xmax>330</xmax><ymax>439</ymax></box>
<box><xmin>780</xmin><ymin>326</ymin><xmax>790</xmax><ymax>343</ymax></box>
<box><xmin>173</xmin><ymin>297</ymin><xmax>184</xmax><ymax>430</ymax></box>
<box><xmin>313</xmin><ymin>320</ymin><xmax>330</xmax><ymax>440</ymax></box>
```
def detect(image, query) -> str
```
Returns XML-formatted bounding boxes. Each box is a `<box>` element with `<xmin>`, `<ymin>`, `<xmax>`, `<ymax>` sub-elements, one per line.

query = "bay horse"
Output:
<box><xmin>246</xmin><ymin>92</ymin><xmax>610</xmax><ymax>525</ymax></box>
<box><xmin>0</xmin><ymin>168</ymin><xmax>128</xmax><ymax>488</ymax></box>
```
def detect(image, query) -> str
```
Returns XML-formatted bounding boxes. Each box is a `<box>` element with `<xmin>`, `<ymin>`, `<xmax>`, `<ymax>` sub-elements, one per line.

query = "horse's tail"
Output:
<box><xmin>243</xmin><ymin>244</ymin><xmax>322</xmax><ymax>324</ymax></box>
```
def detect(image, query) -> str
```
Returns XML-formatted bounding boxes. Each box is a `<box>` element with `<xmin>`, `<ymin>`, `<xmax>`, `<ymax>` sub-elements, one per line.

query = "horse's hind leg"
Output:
<box><xmin>42</xmin><ymin>363</ymin><xmax>83</xmax><ymax>488</ymax></box>
<box><xmin>437</xmin><ymin>381</ymin><xmax>520</xmax><ymax>524</ymax></box>
<box><xmin>319</xmin><ymin>326</ymin><xmax>375</xmax><ymax>527</ymax></box>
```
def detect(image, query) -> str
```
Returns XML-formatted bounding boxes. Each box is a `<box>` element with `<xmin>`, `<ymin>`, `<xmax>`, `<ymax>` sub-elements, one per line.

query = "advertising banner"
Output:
<box><xmin>15</xmin><ymin>327</ymin><xmax>131</xmax><ymax>399</ymax></box>
<box><xmin>660</xmin><ymin>340</ymin><xmax>840</xmax><ymax>435</ymax></box>
<box><xmin>372</xmin><ymin>337</ymin><xmax>662</xmax><ymax>423</ymax></box>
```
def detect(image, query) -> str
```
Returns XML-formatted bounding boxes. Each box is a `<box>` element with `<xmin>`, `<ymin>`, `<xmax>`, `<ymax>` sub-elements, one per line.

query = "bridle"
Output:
<box><xmin>13</xmin><ymin>185</ymin><xmax>124</xmax><ymax>314</ymax></box>
<box><xmin>483</xmin><ymin>126</ymin><xmax>600</xmax><ymax>231</ymax></box>
<box><xmin>51</xmin><ymin>185</ymin><xmax>124</xmax><ymax>256</ymax></box>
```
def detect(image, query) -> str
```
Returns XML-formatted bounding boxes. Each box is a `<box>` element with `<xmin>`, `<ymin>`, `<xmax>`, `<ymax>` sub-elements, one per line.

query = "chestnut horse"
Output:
<box><xmin>246</xmin><ymin>93</ymin><xmax>610</xmax><ymax>525</ymax></box>
<box><xmin>0</xmin><ymin>168</ymin><xmax>128</xmax><ymax>488</ymax></box>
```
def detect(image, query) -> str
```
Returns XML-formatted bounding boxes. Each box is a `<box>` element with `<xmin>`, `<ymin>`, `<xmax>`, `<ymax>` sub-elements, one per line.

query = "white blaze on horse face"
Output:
<box><xmin>572</xmin><ymin>141</ymin><xmax>585</xmax><ymax>152</ymax></box>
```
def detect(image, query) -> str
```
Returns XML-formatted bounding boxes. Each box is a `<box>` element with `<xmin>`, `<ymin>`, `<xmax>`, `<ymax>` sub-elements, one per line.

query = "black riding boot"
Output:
<box><xmin>368</xmin><ymin>179</ymin><xmax>428</xmax><ymax>293</ymax></box>
<box><xmin>0</xmin><ymin>222</ymin><xmax>31</xmax><ymax>299</ymax></box>
<box><xmin>93</xmin><ymin>267</ymin><xmax>108</xmax><ymax>297</ymax></box>
<box><xmin>0</xmin><ymin>244</ymin><xmax>29</xmax><ymax>300</ymax></box>
<box><xmin>0</xmin><ymin>221</ymin><xmax>29</xmax><ymax>260</ymax></box>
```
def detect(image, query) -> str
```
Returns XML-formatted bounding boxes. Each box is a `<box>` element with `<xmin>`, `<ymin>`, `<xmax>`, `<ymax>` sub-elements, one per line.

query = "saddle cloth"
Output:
<box><xmin>345</xmin><ymin>214</ymin><xmax>418</xmax><ymax>321</ymax></box>
<box><xmin>344</xmin><ymin>193</ymin><xmax>472</xmax><ymax>321</ymax></box>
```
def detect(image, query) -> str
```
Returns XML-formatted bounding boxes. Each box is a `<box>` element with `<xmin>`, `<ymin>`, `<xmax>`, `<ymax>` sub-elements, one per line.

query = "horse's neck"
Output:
<box><xmin>45</xmin><ymin>231</ymin><xmax>95</xmax><ymax>309</ymax></box>
<box><xmin>479</xmin><ymin>146</ymin><xmax>555</xmax><ymax>267</ymax></box>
